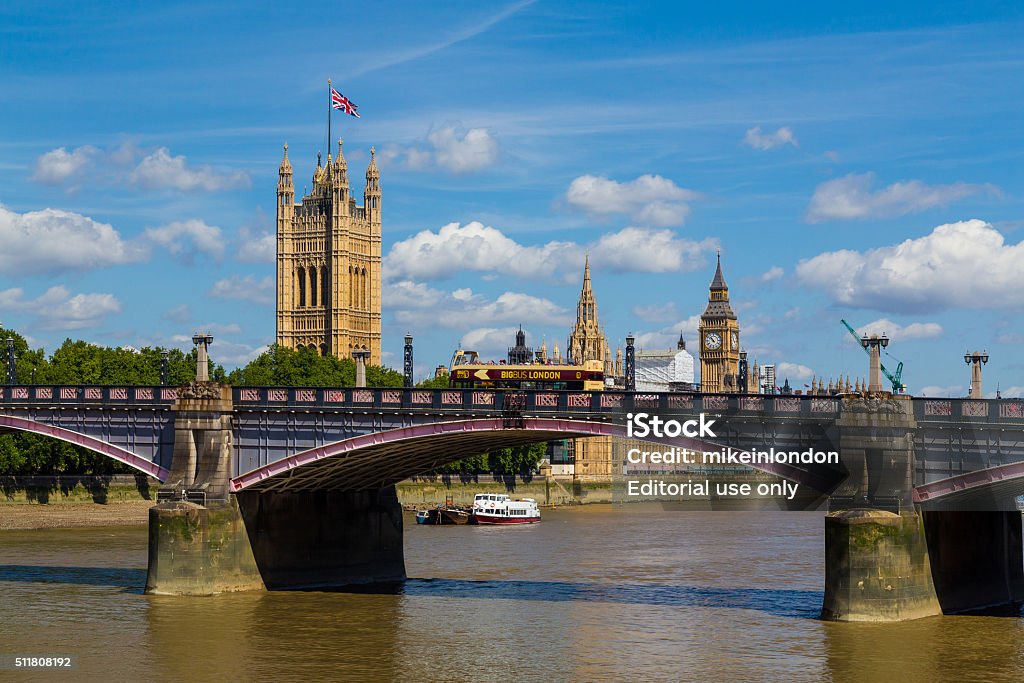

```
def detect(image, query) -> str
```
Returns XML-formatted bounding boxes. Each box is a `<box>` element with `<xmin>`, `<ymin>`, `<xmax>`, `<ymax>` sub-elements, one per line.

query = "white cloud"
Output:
<box><xmin>0</xmin><ymin>203</ymin><xmax>145</xmax><ymax>275</ymax></box>
<box><xmin>129</xmin><ymin>147</ymin><xmax>250</xmax><ymax>192</ymax></box>
<box><xmin>989</xmin><ymin>386</ymin><xmax>1024</xmax><ymax>399</ymax></box>
<box><xmin>777</xmin><ymin>362</ymin><xmax>814</xmax><ymax>380</ymax></box>
<box><xmin>429</xmin><ymin>127</ymin><xmax>498</xmax><ymax>173</ymax></box>
<box><xmin>460</xmin><ymin>327</ymin><xmax>522</xmax><ymax>356</ymax></box>
<box><xmin>236</xmin><ymin>227</ymin><xmax>276</xmax><ymax>263</ymax></box>
<box><xmin>386</xmin><ymin>282</ymin><xmax>570</xmax><ymax>329</ymax></box>
<box><xmin>565</xmin><ymin>174</ymin><xmax>700</xmax><ymax>227</ymax></box>
<box><xmin>634</xmin><ymin>315</ymin><xmax>702</xmax><ymax>350</ymax></box>
<box><xmin>384</xmin><ymin>221</ymin><xmax>714</xmax><ymax>282</ymax></box>
<box><xmin>919</xmin><ymin>385</ymin><xmax>962</xmax><ymax>397</ymax></box>
<box><xmin>857</xmin><ymin>318</ymin><xmax>943</xmax><ymax>341</ymax></box>
<box><xmin>163</xmin><ymin>304</ymin><xmax>191</xmax><ymax>325</ymax></box>
<box><xmin>796</xmin><ymin>219</ymin><xmax>1024</xmax><ymax>313</ymax></box>
<box><xmin>209</xmin><ymin>275</ymin><xmax>275</xmax><ymax>306</ymax></box>
<box><xmin>0</xmin><ymin>286</ymin><xmax>121</xmax><ymax>330</ymax></box>
<box><xmin>169</xmin><ymin>333</ymin><xmax>267</xmax><ymax>368</ymax></box>
<box><xmin>31</xmin><ymin>146</ymin><xmax>97</xmax><ymax>185</ymax></box>
<box><xmin>143</xmin><ymin>219</ymin><xmax>224</xmax><ymax>262</ymax></box>
<box><xmin>379</xmin><ymin>127</ymin><xmax>499</xmax><ymax>174</ymax></box>
<box><xmin>806</xmin><ymin>173</ymin><xmax>994</xmax><ymax>222</ymax></box>
<box><xmin>761</xmin><ymin>266</ymin><xmax>784</xmax><ymax>282</ymax></box>
<box><xmin>743</xmin><ymin>126</ymin><xmax>798</xmax><ymax>150</ymax></box>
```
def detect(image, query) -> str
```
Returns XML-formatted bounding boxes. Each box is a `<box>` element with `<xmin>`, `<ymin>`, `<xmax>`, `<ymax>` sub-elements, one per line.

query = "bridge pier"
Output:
<box><xmin>822</xmin><ymin>395</ymin><xmax>942</xmax><ymax>621</ymax></box>
<box><xmin>147</xmin><ymin>382</ymin><xmax>406</xmax><ymax>594</ymax></box>
<box><xmin>822</xmin><ymin>509</ymin><xmax>941</xmax><ymax>621</ymax></box>
<box><xmin>146</xmin><ymin>499</ymin><xmax>264</xmax><ymax>595</ymax></box>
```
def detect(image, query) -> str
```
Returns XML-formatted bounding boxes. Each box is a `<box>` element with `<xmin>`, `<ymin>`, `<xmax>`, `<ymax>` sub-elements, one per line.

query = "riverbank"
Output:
<box><xmin>0</xmin><ymin>500</ymin><xmax>154</xmax><ymax>530</ymax></box>
<box><xmin>0</xmin><ymin>475</ymin><xmax>614</xmax><ymax>529</ymax></box>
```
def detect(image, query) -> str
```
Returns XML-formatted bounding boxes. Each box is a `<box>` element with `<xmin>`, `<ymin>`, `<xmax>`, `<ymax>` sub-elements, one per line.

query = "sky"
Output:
<box><xmin>1</xmin><ymin>1</ymin><xmax>1023</xmax><ymax>397</ymax></box>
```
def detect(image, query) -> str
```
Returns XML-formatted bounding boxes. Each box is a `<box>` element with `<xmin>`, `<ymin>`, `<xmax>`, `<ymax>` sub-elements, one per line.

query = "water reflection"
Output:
<box><xmin>2</xmin><ymin>508</ymin><xmax>1023</xmax><ymax>682</ymax></box>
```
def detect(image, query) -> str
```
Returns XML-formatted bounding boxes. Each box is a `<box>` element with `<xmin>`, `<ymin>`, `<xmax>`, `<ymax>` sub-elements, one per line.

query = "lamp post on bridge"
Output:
<box><xmin>5</xmin><ymin>337</ymin><xmax>14</xmax><ymax>385</ymax></box>
<box><xmin>624</xmin><ymin>334</ymin><xmax>635</xmax><ymax>392</ymax></box>
<box><xmin>403</xmin><ymin>335</ymin><xmax>413</xmax><ymax>388</ymax></box>
<box><xmin>160</xmin><ymin>350</ymin><xmax>169</xmax><ymax>386</ymax></box>
<box><xmin>860</xmin><ymin>334</ymin><xmax>889</xmax><ymax>393</ymax></box>
<box><xmin>353</xmin><ymin>349</ymin><xmax>371</xmax><ymax>388</ymax></box>
<box><xmin>738</xmin><ymin>350</ymin><xmax>748</xmax><ymax>394</ymax></box>
<box><xmin>965</xmin><ymin>351</ymin><xmax>988</xmax><ymax>399</ymax></box>
<box><xmin>192</xmin><ymin>333</ymin><xmax>214</xmax><ymax>382</ymax></box>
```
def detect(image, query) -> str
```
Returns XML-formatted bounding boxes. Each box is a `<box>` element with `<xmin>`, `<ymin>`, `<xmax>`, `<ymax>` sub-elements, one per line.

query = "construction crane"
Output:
<box><xmin>840</xmin><ymin>319</ymin><xmax>906</xmax><ymax>393</ymax></box>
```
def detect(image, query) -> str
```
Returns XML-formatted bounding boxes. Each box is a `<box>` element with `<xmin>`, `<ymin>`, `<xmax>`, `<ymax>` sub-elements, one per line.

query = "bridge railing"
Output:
<box><xmin>230</xmin><ymin>386</ymin><xmax>856</xmax><ymax>419</ymax></box>
<box><xmin>0</xmin><ymin>385</ymin><xmax>178</xmax><ymax>405</ymax></box>
<box><xmin>914</xmin><ymin>397</ymin><xmax>1024</xmax><ymax>423</ymax></box>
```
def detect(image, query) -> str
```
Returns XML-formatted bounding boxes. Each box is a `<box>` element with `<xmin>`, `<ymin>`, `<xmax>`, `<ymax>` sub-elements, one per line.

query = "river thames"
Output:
<box><xmin>2</xmin><ymin>505</ymin><xmax>1023</xmax><ymax>681</ymax></box>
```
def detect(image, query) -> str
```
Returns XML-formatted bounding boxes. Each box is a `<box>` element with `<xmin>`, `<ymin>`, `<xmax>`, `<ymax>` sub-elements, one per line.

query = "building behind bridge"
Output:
<box><xmin>275</xmin><ymin>141</ymin><xmax>382</xmax><ymax>365</ymax></box>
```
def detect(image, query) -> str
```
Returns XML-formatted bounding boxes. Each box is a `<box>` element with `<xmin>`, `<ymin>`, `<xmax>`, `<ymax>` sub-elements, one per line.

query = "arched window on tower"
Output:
<box><xmin>309</xmin><ymin>265</ymin><xmax>318</xmax><ymax>307</ymax></box>
<box><xmin>297</xmin><ymin>266</ymin><xmax>306</xmax><ymax>307</ymax></box>
<box><xmin>322</xmin><ymin>269</ymin><xmax>329</xmax><ymax>308</ymax></box>
<box><xmin>361</xmin><ymin>267</ymin><xmax>368</xmax><ymax>309</ymax></box>
<box><xmin>348</xmin><ymin>266</ymin><xmax>354</xmax><ymax>307</ymax></box>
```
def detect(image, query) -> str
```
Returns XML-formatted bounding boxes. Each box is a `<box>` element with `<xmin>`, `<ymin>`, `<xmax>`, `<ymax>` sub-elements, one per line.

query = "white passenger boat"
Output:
<box><xmin>471</xmin><ymin>493</ymin><xmax>541</xmax><ymax>524</ymax></box>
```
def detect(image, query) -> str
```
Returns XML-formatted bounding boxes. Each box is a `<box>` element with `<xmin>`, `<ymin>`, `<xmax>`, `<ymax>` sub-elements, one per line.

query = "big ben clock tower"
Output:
<box><xmin>699</xmin><ymin>252</ymin><xmax>741</xmax><ymax>393</ymax></box>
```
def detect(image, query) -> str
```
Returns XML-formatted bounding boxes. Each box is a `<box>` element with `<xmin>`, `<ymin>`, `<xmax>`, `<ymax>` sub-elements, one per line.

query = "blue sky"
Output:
<box><xmin>1</xmin><ymin>1</ymin><xmax>1023</xmax><ymax>396</ymax></box>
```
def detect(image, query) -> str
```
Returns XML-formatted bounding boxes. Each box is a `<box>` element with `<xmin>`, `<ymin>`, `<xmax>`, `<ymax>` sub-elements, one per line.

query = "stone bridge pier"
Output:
<box><xmin>145</xmin><ymin>382</ymin><xmax>405</xmax><ymax>595</ymax></box>
<box><xmin>822</xmin><ymin>395</ymin><xmax>1024</xmax><ymax>621</ymax></box>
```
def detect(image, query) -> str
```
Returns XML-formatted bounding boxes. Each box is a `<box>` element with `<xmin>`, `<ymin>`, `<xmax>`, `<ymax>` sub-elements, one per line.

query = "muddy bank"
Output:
<box><xmin>0</xmin><ymin>500</ymin><xmax>154</xmax><ymax>530</ymax></box>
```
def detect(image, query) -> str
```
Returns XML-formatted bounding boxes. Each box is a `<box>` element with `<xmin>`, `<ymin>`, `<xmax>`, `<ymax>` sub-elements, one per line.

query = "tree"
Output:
<box><xmin>228</xmin><ymin>345</ymin><xmax>403</xmax><ymax>387</ymax></box>
<box><xmin>416</xmin><ymin>374</ymin><xmax>451</xmax><ymax>389</ymax></box>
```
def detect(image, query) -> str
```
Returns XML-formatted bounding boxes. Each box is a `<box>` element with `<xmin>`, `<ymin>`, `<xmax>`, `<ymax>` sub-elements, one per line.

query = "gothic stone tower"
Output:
<box><xmin>699</xmin><ymin>253</ymin><xmax>740</xmax><ymax>393</ymax></box>
<box><xmin>567</xmin><ymin>256</ymin><xmax>613</xmax><ymax>374</ymax></box>
<box><xmin>276</xmin><ymin>140</ymin><xmax>382</xmax><ymax>364</ymax></box>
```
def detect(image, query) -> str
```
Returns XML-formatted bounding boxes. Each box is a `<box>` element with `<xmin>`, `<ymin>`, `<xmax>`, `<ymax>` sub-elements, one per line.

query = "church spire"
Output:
<box><xmin>710</xmin><ymin>249</ymin><xmax>728</xmax><ymax>291</ymax></box>
<box><xmin>279</xmin><ymin>142</ymin><xmax>292</xmax><ymax>174</ymax></box>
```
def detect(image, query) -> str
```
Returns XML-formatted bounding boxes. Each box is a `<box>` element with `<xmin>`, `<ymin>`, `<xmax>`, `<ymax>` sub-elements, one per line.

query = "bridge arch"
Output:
<box><xmin>914</xmin><ymin>462</ymin><xmax>1024</xmax><ymax>509</ymax></box>
<box><xmin>0</xmin><ymin>415</ymin><xmax>169</xmax><ymax>481</ymax></box>
<box><xmin>230</xmin><ymin>417</ymin><xmax>837</xmax><ymax>493</ymax></box>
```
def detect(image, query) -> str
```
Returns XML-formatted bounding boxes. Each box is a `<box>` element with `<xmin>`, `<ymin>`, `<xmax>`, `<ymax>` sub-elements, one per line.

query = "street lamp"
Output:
<box><xmin>860</xmin><ymin>334</ymin><xmax>889</xmax><ymax>393</ymax></box>
<box><xmin>738</xmin><ymin>350</ymin><xmax>748</xmax><ymax>394</ymax></box>
<box><xmin>160</xmin><ymin>350</ymin><xmax>169</xmax><ymax>386</ymax></box>
<box><xmin>965</xmin><ymin>350</ymin><xmax>989</xmax><ymax>399</ymax></box>
<box><xmin>624</xmin><ymin>334</ymin><xmax>635</xmax><ymax>392</ymax></box>
<box><xmin>192</xmin><ymin>333</ymin><xmax>214</xmax><ymax>382</ymax></box>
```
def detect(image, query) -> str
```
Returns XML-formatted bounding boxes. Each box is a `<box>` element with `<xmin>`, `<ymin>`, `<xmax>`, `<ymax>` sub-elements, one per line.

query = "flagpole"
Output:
<box><xmin>327</xmin><ymin>78</ymin><xmax>332</xmax><ymax>171</ymax></box>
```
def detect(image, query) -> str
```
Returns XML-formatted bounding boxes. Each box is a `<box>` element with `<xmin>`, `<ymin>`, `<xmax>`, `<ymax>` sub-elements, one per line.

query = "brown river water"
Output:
<box><xmin>1</xmin><ymin>505</ymin><xmax>1023</xmax><ymax>682</ymax></box>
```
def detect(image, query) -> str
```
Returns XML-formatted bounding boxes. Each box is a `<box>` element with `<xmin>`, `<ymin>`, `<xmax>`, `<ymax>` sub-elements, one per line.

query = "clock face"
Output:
<box><xmin>731</xmin><ymin>332</ymin><xmax>739</xmax><ymax>348</ymax></box>
<box><xmin>705</xmin><ymin>332</ymin><xmax>722</xmax><ymax>350</ymax></box>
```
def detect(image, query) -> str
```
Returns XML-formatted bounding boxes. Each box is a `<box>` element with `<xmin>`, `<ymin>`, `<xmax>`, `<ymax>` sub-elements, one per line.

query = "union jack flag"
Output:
<box><xmin>331</xmin><ymin>88</ymin><xmax>360</xmax><ymax>118</ymax></box>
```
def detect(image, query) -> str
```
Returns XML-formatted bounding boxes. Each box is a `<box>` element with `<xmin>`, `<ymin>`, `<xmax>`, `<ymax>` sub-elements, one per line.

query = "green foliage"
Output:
<box><xmin>227</xmin><ymin>344</ymin><xmax>403</xmax><ymax>387</ymax></box>
<box><xmin>416</xmin><ymin>374</ymin><xmax>451</xmax><ymax>389</ymax></box>
<box><xmin>40</xmin><ymin>339</ymin><xmax>203</xmax><ymax>385</ymax></box>
<box><xmin>429</xmin><ymin>442</ymin><xmax>547</xmax><ymax>476</ymax></box>
<box><xmin>0</xmin><ymin>325</ymin><xmax>219</xmax><ymax>476</ymax></box>
<box><xmin>0</xmin><ymin>327</ymin><xmax>408</xmax><ymax>476</ymax></box>
<box><xmin>489</xmin><ymin>442</ymin><xmax>547</xmax><ymax>476</ymax></box>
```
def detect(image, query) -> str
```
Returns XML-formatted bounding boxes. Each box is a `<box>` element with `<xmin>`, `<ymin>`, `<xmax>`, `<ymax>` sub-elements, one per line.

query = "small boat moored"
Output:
<box><xmin>471</xmin><ymin>493</ymin><xmax>541</xmax><ymax>524</ymax></box>
<box><xmin>415</xmin><ymin>504</ymin><xmax>472</xmax><ymax>525</ymax></box>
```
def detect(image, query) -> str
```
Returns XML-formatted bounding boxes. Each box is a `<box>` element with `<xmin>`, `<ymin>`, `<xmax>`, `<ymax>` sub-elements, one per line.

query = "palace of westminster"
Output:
<box><xmin>273</xmin><ymin>142</ymin><xmax>854</xmax><ymax>478</ymax></box>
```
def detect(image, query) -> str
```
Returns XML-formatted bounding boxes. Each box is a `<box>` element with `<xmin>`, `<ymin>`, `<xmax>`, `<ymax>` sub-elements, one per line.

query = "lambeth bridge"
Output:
<box><xmin>2</xmin><ymin>383</ymin><xmax>1023</xmax><ymax>620</ymax></box>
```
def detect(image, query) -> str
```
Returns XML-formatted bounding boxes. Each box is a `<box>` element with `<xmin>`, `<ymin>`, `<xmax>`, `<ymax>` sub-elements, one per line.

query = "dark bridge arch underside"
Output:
<box><xmin>0</xmin><ymin>415</ymin><xmax>169</xmax><ymax>481</ymax></box>
<box><xmin>230</xmin><ymin>418</ymin><xmax>843</xmax><ymax>494</ymax></box>
<box><xmin>915</xmin><ymin>461</ymin><xmax>1024</xmax><ymax>509</ymax></box>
